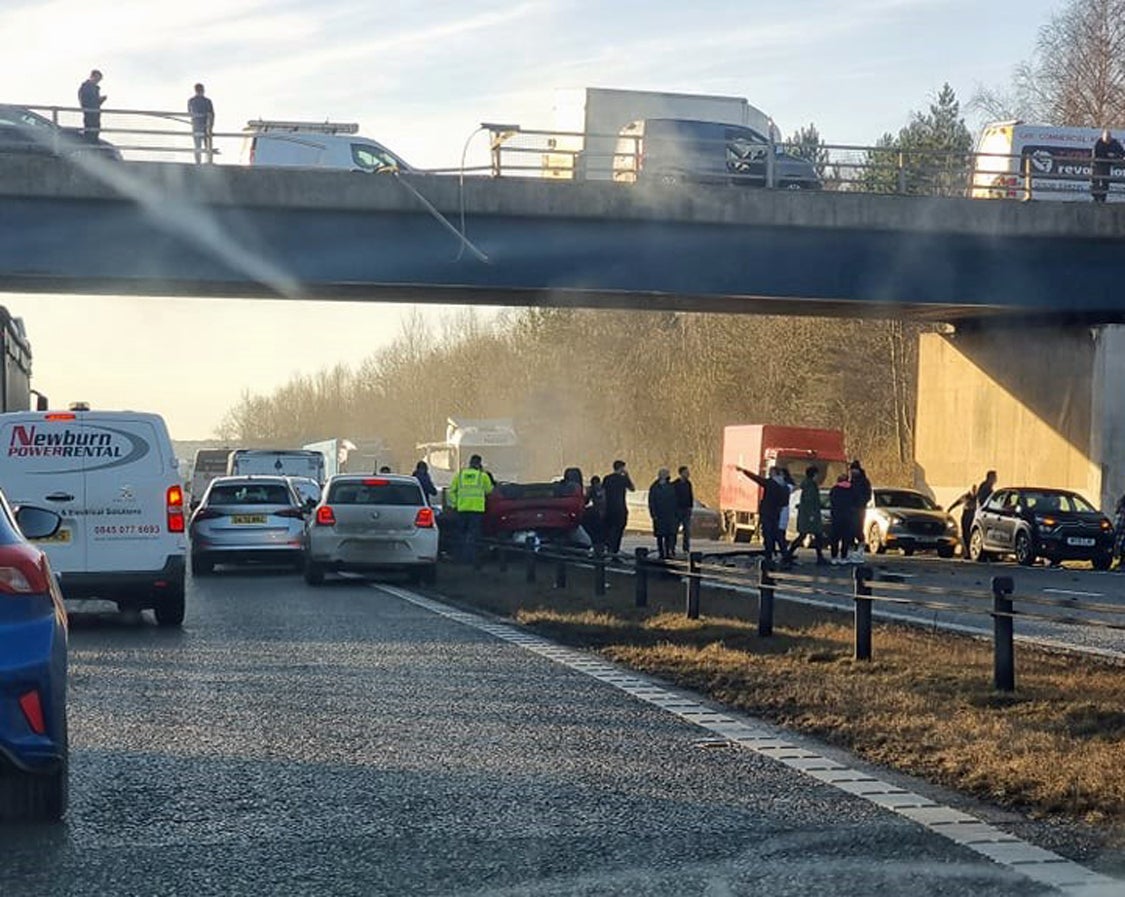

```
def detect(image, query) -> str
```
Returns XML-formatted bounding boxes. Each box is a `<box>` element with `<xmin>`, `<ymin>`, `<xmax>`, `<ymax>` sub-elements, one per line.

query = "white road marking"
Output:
<box><xmin>1043</xmin><ymin>589</ymin><xmax>1105</xmax><ymax>598</ymax></box>
<box><xmin>382</xmin><ymin>584</ymin><xmax>1122</xmax><ymax>897</ymax></box>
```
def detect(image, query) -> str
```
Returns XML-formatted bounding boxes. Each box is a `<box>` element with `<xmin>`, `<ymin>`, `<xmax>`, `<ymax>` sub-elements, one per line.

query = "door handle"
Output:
<box><xmin>45</xmin><ymin>492</ymin><xmax>75</xmax><ymax>502</ymax></box>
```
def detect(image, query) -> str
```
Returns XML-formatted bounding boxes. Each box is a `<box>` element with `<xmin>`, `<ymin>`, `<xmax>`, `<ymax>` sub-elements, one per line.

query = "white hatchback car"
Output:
<box><xmin>305</xmin><ymin>474</ymin><xmax>437</xmax><ymax>585</ymax></box>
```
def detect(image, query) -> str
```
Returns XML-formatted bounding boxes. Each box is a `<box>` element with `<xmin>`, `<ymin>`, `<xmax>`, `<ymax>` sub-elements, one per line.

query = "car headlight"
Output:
<box><xmin>945</xmin><ymin>518</ymin><xmax>958</xmax><ymax>531</ymax></box>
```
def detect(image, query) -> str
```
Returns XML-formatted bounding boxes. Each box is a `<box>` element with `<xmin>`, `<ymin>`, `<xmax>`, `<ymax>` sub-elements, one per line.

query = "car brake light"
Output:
<box><xmin>275</xmin><ymin>507</ymin><xmax>304</xmax><ymax>519</ymax></box>
<box><xmin>167</xmin><ymin>485</ymin><xmax>185</xmax><ymax>533</ymax></box>
<box><xmin>363</xmin><ymin>478</ymin><xmax>389</xmax><ymax>486</ymax></box>
<box><xmin>18</xmin><ymin>690</ymin><xmax>45</xmax><ymax>735</ymax></box>
<box><xmin>316</xmin><ymin>505</ymin><xmax>336</xmax><ymax>526</ymax></box>
<box><xmin>0</xmin><ymin>545</ymin><xmax>51</xmax><ymax>594</ymax></box>
<box><xmin>415</xmin><ymin>507</ymin><xmax>435</xmax><ymax>528</ymax></box>
<box><xmin>44</xmin><ymin>413</ymin><xmax>76</xmax><ymax>421</ymax></box>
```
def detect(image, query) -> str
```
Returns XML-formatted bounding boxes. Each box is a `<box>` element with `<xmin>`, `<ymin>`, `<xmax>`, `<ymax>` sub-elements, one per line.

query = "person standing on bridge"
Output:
<box><xmin>735</xmin><ymin>465</ymin><xmax>789</xmax><ymax>563</ymax></box>
<box><xmin>977</xmin><ymin>470</ymin><xmax>998</xmax><ymax>508</ymax></box>
<box><xmin>602</xmin><ymin>460</ymin><xmax>635</xmax><ymax>559</ymax></box>
<box><xmin>78</xmin><ymin>70</ymin><xmax>106</xmax><ymax>142</ymax></box>
<box><xmin>848</xmin><ymin>460</ymin><xmax>872</xmax><ymax>562</ymax></box>
<box><xmin>648</xmin><ymin>468</ymin><xmax>678</xmax><ymax>560</ymax></box>
<box><xmin>1092</xmin><ymin>129</ymin><xmax>1124</xmax><ymax>203</ymax></box>
<box><xmin>448</xmin><ymin>453</ymin><xmax>493</xmax><ymax>564</ymax></box>
<box><xmin>828</xmin><ymin>473</ymin><xmax>854</xmax><ymax>564</ymax></box>
<box><xmin>948</xmin><ymin>484</ymin><xmax>978</xmax><ymax>558</ymax></box>
<box><xmin>188</xmin><ymin>83</ymin><xmax>215</xmax><ymax>164</ymax></box>
<box><xmin>672</xmin><ymin>466</ymin><xmax>694</xmax><ymax>555</ymax></box>
<box><xmin>789</xmin><ymin>465</ymin><xmax>827</xmax><ymax>565</ymax></box>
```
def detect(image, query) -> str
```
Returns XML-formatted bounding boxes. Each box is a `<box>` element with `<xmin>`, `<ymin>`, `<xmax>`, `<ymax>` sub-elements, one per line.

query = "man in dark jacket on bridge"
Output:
<box><xmin>602</xmin><ymin>460</ymin><xmax>635</xmax><ymax>558</ymax></box>
<box><xmin>672</xmin><ymin>466</ymin><xmax>694</xmax><ymax>555</ymax></box>
<box><xmin>736</xmin><ymin>465</ymin><xmax>790</xmax><ymax>562</ymax></box>
<box><xmin>78</xmin><ymin>70</ymin><xmax>106</xmax><ymax>141</ymax></box>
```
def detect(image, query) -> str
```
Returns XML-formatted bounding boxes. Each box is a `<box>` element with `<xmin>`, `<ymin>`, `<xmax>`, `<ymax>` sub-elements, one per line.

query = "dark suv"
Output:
<box><xmin>613</xmin><ymin>118</ymin><xmax>821</xmax><ymax>189</ymax></box>
<box><xmin>0</xmin><ymin>104</ymin><xmax>121</xmax><ymax>160</ymax></box>
<box><xmin>969</xmin><ymin>487</ymin><xmax>1114</xmax><ymax>568</ymax></box>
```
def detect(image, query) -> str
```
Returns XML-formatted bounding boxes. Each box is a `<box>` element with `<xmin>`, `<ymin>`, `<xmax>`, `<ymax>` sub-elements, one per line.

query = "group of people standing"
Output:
<box><xmin>737</xmin><ymin>460</ymin><xmax>872</xmax><ymax>567</ymax></box>
<box><xmin>78</xmin><ymin>69</ymin><xmax>216</xmax><ymax>164</ymax></box>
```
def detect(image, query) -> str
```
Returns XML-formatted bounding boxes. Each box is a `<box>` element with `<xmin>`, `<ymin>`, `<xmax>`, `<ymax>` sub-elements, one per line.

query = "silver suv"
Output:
<box><xmin>305</xmin><ymin>475</ymin><xmax>438</xmax><ymax>585</ymax></box>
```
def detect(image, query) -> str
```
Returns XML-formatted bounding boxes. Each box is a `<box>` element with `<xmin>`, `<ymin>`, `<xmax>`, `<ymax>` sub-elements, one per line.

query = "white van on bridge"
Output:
<box><xmin>239</xmin><ymin>119</ymin><xmax>412</xmax><ymax>173</ymax></box>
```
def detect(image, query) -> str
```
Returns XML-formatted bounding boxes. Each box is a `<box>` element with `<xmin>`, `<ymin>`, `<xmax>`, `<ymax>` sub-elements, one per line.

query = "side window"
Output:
<box><xmin>983</xmin><ymin>490</ymin><xmax>1006</xmax><ymax>512</ymax></box>
<box><xmin>726</xmin><ymin>128</ymin><xmax>766</xmax><ymax>170</ymax></box>
<box><xmin>351</xmin><ymin>143</ymin><xmax>396</xmax><ymax>171</ymax></box>
<box><xmin>1004</xmin><ymin>491</ymin><xmax>1022</xmax><ymax>510</ymax></box>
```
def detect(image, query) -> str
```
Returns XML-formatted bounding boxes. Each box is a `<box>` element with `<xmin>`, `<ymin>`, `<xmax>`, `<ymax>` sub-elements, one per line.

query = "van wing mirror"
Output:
<box><xmin>15</xmin><ymin>505</ymin><xmax>61</xmax><ymax>541</ymax></box>
<box><xmin>34</xmin><ymin>393</ymin><xmax>48</xmax><ymax>412</ymax></box>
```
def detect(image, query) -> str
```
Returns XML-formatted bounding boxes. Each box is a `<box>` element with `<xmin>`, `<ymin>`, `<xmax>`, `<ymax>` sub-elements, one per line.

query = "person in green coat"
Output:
<box><xmin>788</xmin><ymin>465</ymin><xmax>827</xmax><ymax>565</ymax></box>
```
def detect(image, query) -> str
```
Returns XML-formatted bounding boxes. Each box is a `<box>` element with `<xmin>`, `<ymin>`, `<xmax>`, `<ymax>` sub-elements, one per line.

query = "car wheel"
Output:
<box><xmin>0</xmin><ymin>762</ymin><xmax>67</xmax><ymax>823</ymax></box>
<box><xmin>304</xmin><ymin>562</ymin><xmax>324</xmax><ymax>586</ymax></box>
<box><xmin>901</xmin><ymin>546</ymin><xmax>915</xmax><ymax>557</ymax></box>
<box><xmin>154</xmin><ymin>582</ymin><xmax>186</xmax><ymax>628</ymax></box>
<box><xmin>867</xmin><ymin>524</ymin><xmax>885</xmax><ymax>555</ymax></box>
<box><xmin>782</xmin><ymin>181</ymin><xmax>805</xmax><ymax>190</ymax></box>
<box><xmin>1093</xmin><ymin>551</ymin><xmax>1113</xmax><ymax>571</ymax></box>
<box><xmin>969</xmin><ymin>527</ymin><xmax>989</xmax><ymax>562</ymax></box>
<box><xmin>190</xmin><ymin>555</ymin><xmax>212</xmax><ymax>577</ymax></box>
<box><xmin>937</xmin><ymin>545</ymin><xmax>955</xmax><ymax>559</ymax></box>
<box><xmin>658</xmin><ymin>171</ymin><xmax>682</xmax><ymax>185</ymax></box>
<box><xmin>1014</xmin><ymin>531</ymin><xmax>1035</xmax><ymax>567</ymax></box>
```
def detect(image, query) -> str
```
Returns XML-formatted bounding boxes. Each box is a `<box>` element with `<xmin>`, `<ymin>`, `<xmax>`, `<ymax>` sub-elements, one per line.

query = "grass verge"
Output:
<box><xmin>433</xmin><ymin>560</ymin><xmax>1125</xmax><ymax>842</ymax></box>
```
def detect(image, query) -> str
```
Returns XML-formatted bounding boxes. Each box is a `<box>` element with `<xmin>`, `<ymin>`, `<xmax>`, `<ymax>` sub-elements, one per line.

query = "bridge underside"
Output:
<box><xmin>2</xmin><ymin>160</ymin><xmax>1124</xmax><ymax>323</ymax></box>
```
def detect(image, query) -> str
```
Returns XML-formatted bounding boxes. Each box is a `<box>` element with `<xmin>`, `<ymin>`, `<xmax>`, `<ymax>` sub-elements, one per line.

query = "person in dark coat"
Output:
<box><xmin>602</xmin><ymin>460</ymin><xmax>635</xmax><ymax>557</ymax></box>
<box><xmin>947</xmin><ymin>484</ymin><xmax>978</xmax><ymax>558</ymax></box>
<box><xmin>583</xmin><ymin>475</ymin><xmax>607</xmax><ymax>553</ymax></box>
<box><xmin>188</xmin><ymin>83</ymin><xmax>215</xmax><ymax>164</ymax></box>
<box><xmin>977</xmin><ymin>470</ymin><xmax>998</xmax><ymax>508</ymax></box>
<box><xmin>78</xmin><ymin>70</ymin><xmax>106</xmax><ymax>141</ymax></box>
<box><xmin>828</xmin><ymin>473</ymin><xmax>854</xmax><ymax>564</ymax></box>
<box><xmin>413</xmin><ymin>460</ymin><xmax>438</xmax><ymax>504</ymax></box>
<box><xmin>1092</xmin><ymin>129</ymin><xmax>1125</xmax><ymax>203</ymax></box>
<box><xmin>672</xmin><ymin>466</ymin><xmax>694</xmax><ymax>555</ymax></box>
<box><xmin>647</xmin><ymin>468</ymin><xmax>679</xmax><ymax>560</ymax></box>
<box><xmin>848</xmin><ymin>460</ymin><xmax>872</xmax><ymax>560</ymax></box>
<box><xmin>789</xmin><ymin>465</ymin><xmax>826</xmax><ymax>565</ymax></box>
<box><xmin>736</xmin><ymin>465</ymin><xmax>790</xmax><ymax>562</ymax></box>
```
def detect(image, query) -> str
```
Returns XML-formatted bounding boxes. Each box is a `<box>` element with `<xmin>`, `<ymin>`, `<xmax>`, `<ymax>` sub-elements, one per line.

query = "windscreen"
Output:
<box><xmin>208</xmin><ymin>483</ymin><xmax>292</xmax><ymax>505</ymax></box>
<box><xmin>328</xmin><ymin>481</ymin><xmax>423</xmax><ymax>506</ymax></box>
<box><xmin>875</xmin><ymin>490</ymin><xmax>937</xmax><ymax>510</ymax></box>
<box><xmin>1022</xmin><ymin>491</ymin><xmax>1096</xmax><ymax>513</ymax></box>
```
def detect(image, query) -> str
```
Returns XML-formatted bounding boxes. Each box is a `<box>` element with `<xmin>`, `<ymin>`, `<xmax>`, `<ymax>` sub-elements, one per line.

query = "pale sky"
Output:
<box><xmin>2</xmin><ymin>0</ymin><xmax>1062</xmax><ymax>439</ymax></box>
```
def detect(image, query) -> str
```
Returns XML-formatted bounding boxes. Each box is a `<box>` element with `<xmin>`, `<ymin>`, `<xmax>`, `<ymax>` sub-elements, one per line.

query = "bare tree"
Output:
<box><xmin>972</xmin><ymin>0</ymin><xmax>1125</xmax><ymax>125</ymax></box>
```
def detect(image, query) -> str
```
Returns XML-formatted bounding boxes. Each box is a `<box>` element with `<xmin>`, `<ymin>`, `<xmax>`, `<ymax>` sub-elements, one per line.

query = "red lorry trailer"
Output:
<box><xmin>719</xmin><ymin>425</ymin><xmax>847</xmax><ymax>542</ymax></box>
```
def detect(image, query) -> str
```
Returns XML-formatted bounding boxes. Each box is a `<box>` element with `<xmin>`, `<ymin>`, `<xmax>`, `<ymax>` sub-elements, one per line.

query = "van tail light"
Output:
<box><xmin>414</xmin><ymin>507</ymin><xmax>435</xmax><ymax>529</ymax></box>
<box><xmin>19</xmin><ymin>690</ymin><xmax>46</xmax><ymax>735</ymax></box>
<box><xmin>167</xmin><ymin>485</ymin><xmax>185</xmax><ymax>533</ymax></box>
<box><xmin>0</xmin><ymin>546</ymin><xmax>52</xmax><ymax>594</ymax></box>
<box><xmin>316</xmin><ymin>505</ymin><xmax>336</xmax><ymax>526</ymax></box>
<box><xmin>275</xmin><ymin>507</ymin><xmax>304</xmax><ymax>519</ymax></box>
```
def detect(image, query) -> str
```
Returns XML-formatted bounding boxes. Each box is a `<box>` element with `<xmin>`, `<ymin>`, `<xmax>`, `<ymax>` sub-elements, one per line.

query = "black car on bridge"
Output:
<box><xmin>968</xmin><ymin>487</ymin><xmax>1114</xmax><ymax>568</ymax></box>
<box><xmin>0</xmin><ymin>104</ymin><xmax>121</xmax><ymax>161</ymax></box>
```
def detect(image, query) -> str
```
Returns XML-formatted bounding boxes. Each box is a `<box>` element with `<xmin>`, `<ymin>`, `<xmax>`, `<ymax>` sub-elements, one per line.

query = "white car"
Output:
<box><xmin>305</xmin><ymin>474</ymin><xmax>438</xmax><ymax>585</ymax></box>
<box><xmin>0</xmin><ymin>408</ymin><xmax>187</xmax><ymax>626</ymax></box>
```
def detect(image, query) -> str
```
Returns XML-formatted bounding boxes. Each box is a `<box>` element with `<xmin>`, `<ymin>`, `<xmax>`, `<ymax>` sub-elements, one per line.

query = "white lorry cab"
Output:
<box><xmin>0</xmin><ymin>408</ymin><xmax>187</xmax><ymax>626</ymax></box>
<box><xmin>239</xmin><ymin>120</ymin><xmax>412</xmax><ymax>173</ymax></box>
<box><xmin>228</xmin><ymin>449</ymin><xmax>326</xmax><ymax>483</ymax></box>
<box><xmin>972</xmin><ymin>121</ymin><xmax>1125</xmax><ymax>201</ymax></box>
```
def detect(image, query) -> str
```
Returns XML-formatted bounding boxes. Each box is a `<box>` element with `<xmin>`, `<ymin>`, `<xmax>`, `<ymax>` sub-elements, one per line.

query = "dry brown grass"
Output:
<box><xmin>435</xmin><ymin>562</ymin><xmax>1125</xmax><ymax>838</ymax></box>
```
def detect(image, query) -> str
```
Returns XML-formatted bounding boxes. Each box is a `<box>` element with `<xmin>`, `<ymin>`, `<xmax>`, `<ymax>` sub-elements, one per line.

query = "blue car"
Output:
<box><xmin>0</xmin><ymin>500</ymin><xmax>67</xmax><ymax>822</ymax></box>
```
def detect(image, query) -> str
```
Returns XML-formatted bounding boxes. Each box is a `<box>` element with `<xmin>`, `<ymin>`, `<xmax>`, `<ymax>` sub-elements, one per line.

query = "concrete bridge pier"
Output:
<box><xmin>915</xmin><ymin>326</ymin><xmax>1125</xmax><ymax>513</ymax></box>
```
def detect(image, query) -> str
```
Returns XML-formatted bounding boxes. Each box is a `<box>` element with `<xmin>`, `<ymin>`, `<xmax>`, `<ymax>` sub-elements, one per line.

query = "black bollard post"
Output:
<box><xmin>992</xmin><ymin>576</ymin><xmax>1016</xmax><ymax>693</ymax></box>
<box><xmin>594</xmin><ymin>545</ymin><xmax>606</xmax><ymax>596</ymax></box>
<box><xmin>853</xmin><ymin>565</ymin><xmax>873</xmax><ymax>661</ymax></box>
<box><xmin>758</xmin><ymin>557</ymin><xmax>775</xmax><ymax>637</ymax></box>
<box><xmin>555</xmin><ymin>557</ymin><xmax>568</xmax><ymax>590</ymax></box>
<box><xmin>685</xmin><ymin>551</ymin><xmax>702</xmax><ymax>619</ymax></box>
<box><xmin>525</xmin><ymin>534</ymin><xmax>537</xmax><ymax>583</ymax></box>
<box><xmin>635</xmin><ymin>547</ymin><xmax>649</xmax><ymax>607</ymax></box>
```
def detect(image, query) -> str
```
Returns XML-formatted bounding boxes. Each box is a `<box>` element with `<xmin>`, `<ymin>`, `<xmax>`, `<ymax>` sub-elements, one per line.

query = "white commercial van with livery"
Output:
<box><xmin>971</xmin><ymin>121</ymin><xmax>1125</xmax><ymax>201</ymax></box>
<box><xmin>0</xmin><ymin>408</ymin><xmax>187</xmax><ymax>626</ymax></box>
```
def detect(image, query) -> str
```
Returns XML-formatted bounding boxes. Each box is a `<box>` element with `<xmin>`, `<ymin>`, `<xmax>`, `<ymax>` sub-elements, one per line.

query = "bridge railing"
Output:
<box><xmin>13</xmin><ymin>103</ymin><xmax>1125</xmax><ymax>201</ymax></box>
<box><xmin>464</xmin><ymin>538</ymin><xmax>1125</xmax><ymax>693</ymax></box>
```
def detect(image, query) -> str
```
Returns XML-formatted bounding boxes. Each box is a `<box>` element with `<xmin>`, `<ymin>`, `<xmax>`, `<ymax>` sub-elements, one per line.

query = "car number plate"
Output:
<box><xmin>34</xmin><ymin>529</ymin><xmax>71</xmax><ymax>544</ymax></box>
<box><xmin>1066</xmin><ymin>537</ymin><xmax>1095</xmax><ymax>547</ymax></box>
<box><xmin>231</xmin><ymin>514</ymin><xmax>267</xmax><ymax>525</ymax></box>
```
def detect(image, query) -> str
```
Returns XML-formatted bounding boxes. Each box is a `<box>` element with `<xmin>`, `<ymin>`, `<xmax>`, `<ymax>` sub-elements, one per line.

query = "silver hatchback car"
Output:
<box><xmin>305</xmin><ymin>474</ymin><xmax>438</xmax><ymax>585</ymax></box>
<box><xmin>189</xmin><ymin>476</ymin><xmax>307</xmax><ymax>575</ymax></box>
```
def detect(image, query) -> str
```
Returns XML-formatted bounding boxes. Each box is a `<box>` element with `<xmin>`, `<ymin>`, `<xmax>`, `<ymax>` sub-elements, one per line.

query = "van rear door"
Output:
<box><xmin>0</xmin><ymin>412</ymin><xmax>88</xmax><ymax>574</ymax></box>
<box><xmin>79</xmin><ymin>414</ymin><xmax>180</xmax><ymax>575</ymax></box>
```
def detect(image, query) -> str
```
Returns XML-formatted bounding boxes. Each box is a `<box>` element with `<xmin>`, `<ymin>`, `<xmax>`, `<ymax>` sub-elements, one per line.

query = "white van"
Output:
<box><xmin>239</xmin><ymin>120</ymin><xmax>412</xmax><ymax>173</ymax></box>
<box><xmin>0</xmin><ymin>409</ymin><xmax>186</xmax><ymax>626</ymax></box>
<box><xmin>972</xmin><ymin>121</ymin><xmax>1125</xmax><ymax>201</ymax></box>
<box><xmin>228</xmin><ymin>449</ymin><xmax>326</xmax><ymax>483</ymax></box>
